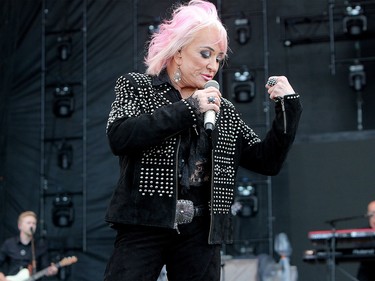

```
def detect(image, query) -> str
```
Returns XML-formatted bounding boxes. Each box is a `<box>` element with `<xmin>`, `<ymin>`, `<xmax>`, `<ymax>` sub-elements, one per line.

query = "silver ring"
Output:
<box><xmin>207</xmin><ymin>96</ymin><xmax>216</xmax><ymax>103</ymax></box>
<box><xmin>267</xmin><ymin>77</ymin><xmax>278</xmax><ymax>87</ymax></box>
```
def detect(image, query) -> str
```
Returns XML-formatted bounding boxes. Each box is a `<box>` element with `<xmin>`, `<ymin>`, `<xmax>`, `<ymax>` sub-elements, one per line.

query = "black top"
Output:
<box><xmin>0</xmin><ymin>236</ymin><xmax>49</xmax><ymax>276</ymax></box>
<box><xmin>155</xmin><ymin>71</ymin><xmax>211</xmax><ymax>206</ymax></box>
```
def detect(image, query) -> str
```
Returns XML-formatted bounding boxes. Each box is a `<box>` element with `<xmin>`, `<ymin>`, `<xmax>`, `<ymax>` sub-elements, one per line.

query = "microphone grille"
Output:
<box><xmin>204</xmin><ymin>80</ymin><xmax>220</xmax><ymax>90</ymax></box>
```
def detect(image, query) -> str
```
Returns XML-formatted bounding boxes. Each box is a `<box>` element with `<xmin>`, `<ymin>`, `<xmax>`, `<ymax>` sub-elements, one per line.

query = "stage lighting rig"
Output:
<box><xmin>231</xmin><ymin>177</ymin><xmax>258</xmax><ymax>218</ymax></box>
<box><xmin>343</xmin><ymin>5</ymin><xmax>367</xmax><ymax>36</ymax></box>
<box><xmin>148</xmin><ymin>17</ymin><xmax>161</xmax><ymax>35</ymax></box>
<box><xmin>57</xmin><ymin>36</ymin><xmax>72</xmax><ymax>61</ymax></box>
<box><xmin>232</xmin><ymin>66</ymin><xmax>255</xmax><ymax>103</ymax></box>
<box><xmin>53</xmin><ymin>85</ymin><xmax>74</xmax><ymax>118</ymax></box>
<box><xmin>235</xmin><ymin>15</ymin><xmax>250</xmax><ymax>45</ymax></box>
<box><xmin>52</xmin><ymin>193</ymin><xmax>74</xmax><ymax>227</ymax></box>
<box><xmin>57</xmin><ymin>141</ymin><xmax>73</xmax><ymax>170</ymax></box>
<box><xmin>348</xmin><ymin>62</ymin><xmax>366</xmax><ymax>91</ymax></box>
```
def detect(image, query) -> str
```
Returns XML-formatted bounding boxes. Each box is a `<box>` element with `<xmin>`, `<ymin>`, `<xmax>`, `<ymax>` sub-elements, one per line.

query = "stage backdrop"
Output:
<box><xmin>1</xmin><ymin>0</ymin><xmax>375</xmax><ymax>280</ymax></box>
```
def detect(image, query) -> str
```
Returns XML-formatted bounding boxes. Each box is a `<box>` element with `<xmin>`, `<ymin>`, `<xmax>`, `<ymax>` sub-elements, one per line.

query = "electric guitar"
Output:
<box><xmin>6</xmin><ymin>256</ymin><xmax>78</xmax><ymax>281</ymax></box>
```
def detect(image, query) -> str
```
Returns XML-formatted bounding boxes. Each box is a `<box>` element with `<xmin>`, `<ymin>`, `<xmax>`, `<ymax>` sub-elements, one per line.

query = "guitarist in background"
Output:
<box><xmin>0</xmin><ymin>211</ymin><xmax>58</xmax><ymax>281</ymax></box>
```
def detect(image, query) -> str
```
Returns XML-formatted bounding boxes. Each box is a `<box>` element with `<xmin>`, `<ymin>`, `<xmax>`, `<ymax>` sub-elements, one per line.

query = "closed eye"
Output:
<box><xmin>200</xmin><ymin>50</ymin><xmax>211</xmax><ymax>59</ymax></box>
<box><xmin>216</xmin><ymin>54</ymin><xmax>225</xmax><ymax>63</ymax></box>
<box><xmin>200</xmin><ymin>50</ymin><xmax>225</xmax><ymax>64</ymax></box>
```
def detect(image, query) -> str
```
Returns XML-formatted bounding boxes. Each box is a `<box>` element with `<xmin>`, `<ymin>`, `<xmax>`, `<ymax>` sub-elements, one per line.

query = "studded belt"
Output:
<box><xmin>174</xmin><ymin>199</ymin><xmax>208</xmax><ymax>226</ymax></box>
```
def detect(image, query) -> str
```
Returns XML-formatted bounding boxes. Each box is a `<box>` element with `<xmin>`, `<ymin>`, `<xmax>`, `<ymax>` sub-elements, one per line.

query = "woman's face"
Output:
<box><xmin>178</xmin><ymin>27</ymin><xmax>225</xmax><ymax>90</ymax></box>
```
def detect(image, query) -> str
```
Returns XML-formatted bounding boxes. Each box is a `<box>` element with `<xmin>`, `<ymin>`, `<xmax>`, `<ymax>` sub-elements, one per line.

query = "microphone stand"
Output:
<box><xmin>324</xmin><ymin>214</ymin><xmax>366</xmax><ymax>281</ymax></box>
<box><xmin>30</xmin><ymin>228</ymin><xmax>37</xmax><ymax>275</ymax></box>
<box><xmin>325</xmin><ymin>220</ymin><xmax>337</xmax><ymax>281</ymax></box>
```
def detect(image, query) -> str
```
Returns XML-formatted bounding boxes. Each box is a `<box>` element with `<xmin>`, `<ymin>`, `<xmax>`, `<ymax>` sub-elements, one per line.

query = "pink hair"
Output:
<box><xmin>145</xmin><ymin>0</ymin><xmax>228</xmax><ymax>76</ymax></box>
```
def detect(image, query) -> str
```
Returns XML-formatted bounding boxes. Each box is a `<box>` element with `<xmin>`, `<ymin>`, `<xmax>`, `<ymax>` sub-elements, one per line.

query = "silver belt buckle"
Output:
<box><xmin>175</xmin><ymin>199</ymin><xmax>195</xmax><ymax>225</ymax></box>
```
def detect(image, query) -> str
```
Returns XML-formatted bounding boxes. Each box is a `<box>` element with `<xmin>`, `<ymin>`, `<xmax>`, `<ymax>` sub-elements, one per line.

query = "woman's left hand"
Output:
<box><xmin>265</xmin><ymin>76</ymin><xmax>296</xmax><ymax>100</ymax></box>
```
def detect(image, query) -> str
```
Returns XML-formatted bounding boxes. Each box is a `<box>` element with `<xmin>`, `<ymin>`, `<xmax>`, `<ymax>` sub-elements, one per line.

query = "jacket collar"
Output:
<box><xmin>151</xmin><ymin>69</ymin><xmax>173</xmax><ymax>87</ymax></box>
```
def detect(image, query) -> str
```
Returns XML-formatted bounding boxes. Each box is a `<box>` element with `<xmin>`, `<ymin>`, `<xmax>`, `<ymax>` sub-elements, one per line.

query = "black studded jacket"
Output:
<box><xmin>105</xmin><ymin>72</ymin><xmax>302</xmax><ymax>244</ymax></box>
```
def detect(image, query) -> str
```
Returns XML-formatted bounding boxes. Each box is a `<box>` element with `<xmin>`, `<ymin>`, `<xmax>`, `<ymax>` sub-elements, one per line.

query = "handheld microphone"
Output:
<box><xmin>204</xmin><ymin>80</ymin><xmax>220</xmax><ymax>133</ymax></box>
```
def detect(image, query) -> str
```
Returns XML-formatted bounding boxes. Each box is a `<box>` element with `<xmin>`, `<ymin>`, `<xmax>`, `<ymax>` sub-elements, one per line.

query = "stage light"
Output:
<box><xmin>232</xmin><ymin>66</ymin><xmax>255</xmax><ymax>103</ymax></box>
<box><xmin>53</xmin><ymin>85</ymin><xmax>74</xmax><ymax>118</ymax></box>
<box><xmin>349</xmin><ymin>63</ymin><xmax>366</xmax><ymax>91</ymax></box>
<box><xmin>52</xmin><ymin>194</ymin><xmax>74</xmax><ymax>227</ymax></box>
<box><xmin>231</xmin><ymin>177</ymin><xmax>258</xmax><ymax>218</ymax></box>
<box><xmin>235</xmin><ymin>16</ymin><xmax>250</xmax><ymax>45</ymax></box>
<box><xmin>148</xmin><ymin>17</ymin><xmax>161</xmax><ymax>35</ymax></box>
<box><xmin>57</xmin><ymin>36</ymin><xmax>72</xmax><ymax>61</ymax></box>
<box><xmin>343</xmin><ymin>5</ymin><xmax>367</xmax><ymax>36</ymax></box>
<box><xmin>148</xmin><ymin>23</ymin><xmax>160</xmax><ymax>34</ymax></box>
<box><xmin>57</xmin><ymin>141</ymin><xmax>73</xmax><ymax>170</ymax></box>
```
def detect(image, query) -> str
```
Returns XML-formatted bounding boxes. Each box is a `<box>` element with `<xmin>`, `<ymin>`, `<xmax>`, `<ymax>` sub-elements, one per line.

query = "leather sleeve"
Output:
<box><xmin>239</xmin><ymin>94</ymin><xmax>302</xmax><ymax>175</ymax></box>
<box><xmin>106</xmin><ymin>74</ymin><xmax>198</xmax><ymax>155</ymax></box>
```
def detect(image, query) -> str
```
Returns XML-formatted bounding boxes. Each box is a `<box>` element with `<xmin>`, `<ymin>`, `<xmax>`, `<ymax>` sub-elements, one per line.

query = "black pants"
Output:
<box><xmin>357</xmin><ymin>261</ymin><xmax>375</xmax><ymax>281</ymax></box>
<box><xmin>104</xmin><ymin>216</ymin><xmax>221</xmax><ymax>281</ymax></box>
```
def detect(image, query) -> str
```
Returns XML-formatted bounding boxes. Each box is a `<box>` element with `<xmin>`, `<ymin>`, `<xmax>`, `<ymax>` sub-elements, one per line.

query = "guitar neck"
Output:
<box><xmin>27</xmin><ymin>268</ymin><xmax>49</xmax><ymax>281</ymax></box>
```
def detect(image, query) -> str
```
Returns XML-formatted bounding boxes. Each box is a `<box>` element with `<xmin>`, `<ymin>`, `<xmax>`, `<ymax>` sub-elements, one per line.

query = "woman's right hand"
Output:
<box><xmin>191</xmin><ymin>86</ymin><xmax>222</xmax><ymax>114</ymax></box>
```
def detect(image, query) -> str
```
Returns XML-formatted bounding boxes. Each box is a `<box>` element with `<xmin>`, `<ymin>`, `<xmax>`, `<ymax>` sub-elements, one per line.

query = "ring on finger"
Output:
<box><xmin>267</xmin><ymin>77</ymin><xmax>278</xmax><ymax>87</ymax></box>
<box><xmin>207</xmin><ymin>96</ymin><xmax>216</xmax><ymax>103</ymax></box>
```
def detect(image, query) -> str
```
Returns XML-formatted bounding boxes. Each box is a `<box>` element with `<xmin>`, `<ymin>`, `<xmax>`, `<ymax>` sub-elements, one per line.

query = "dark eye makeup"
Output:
<box><xmin>200</xmin><ymin>49</ymin><xmax>225</xmax><ymax>63</ymax></box>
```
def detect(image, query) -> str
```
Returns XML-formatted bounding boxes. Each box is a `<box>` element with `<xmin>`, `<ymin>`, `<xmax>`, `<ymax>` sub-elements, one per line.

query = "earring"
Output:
<box><xmin>174</xmin><ymin>66</ymin><xmax>181</xmax><ymax>83</ymax></box>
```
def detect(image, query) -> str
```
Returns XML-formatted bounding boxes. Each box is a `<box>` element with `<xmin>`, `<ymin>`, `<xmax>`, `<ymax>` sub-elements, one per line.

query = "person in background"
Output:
<box><xmin>0</xmin><ymin>211</ymin><xmax>58</xmax><ymax>281</ymax></box>
<box><xmin>357</xmin><ymin>201</ymin><xmax>375</xmax><ymax>281</ymax></box>
<box><xmin>104</xmin><ymin>0</ymin><xmax>302</xmax><ymax>280</ymax></box>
